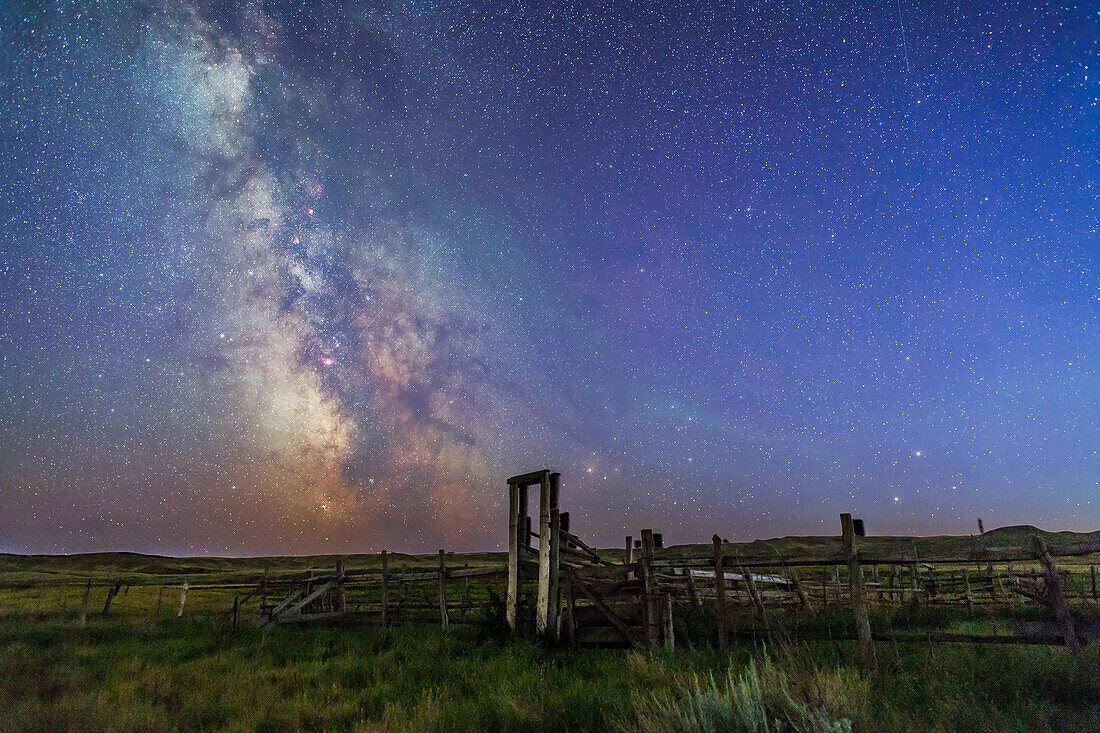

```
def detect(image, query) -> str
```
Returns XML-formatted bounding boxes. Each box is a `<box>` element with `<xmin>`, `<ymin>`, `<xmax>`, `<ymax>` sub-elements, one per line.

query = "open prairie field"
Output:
<box><xmin>1</xmin><ymin>544</ymin><xmax>1098</xmax><ymax>733</ymax></box>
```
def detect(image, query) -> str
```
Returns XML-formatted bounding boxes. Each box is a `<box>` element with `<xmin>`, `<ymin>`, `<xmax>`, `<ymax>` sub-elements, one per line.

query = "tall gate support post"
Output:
<box><xmin>536</xmin><ymin>472</ymin><xmax>559</xmax><ymax>636</ymax></box>
<box><xmin>641</xmin><ymin>529</ymin><xmax>660</xmax><ymax>648</ymax></box>
<box><xmin>841</xmin><ymin>513</ymin><xmax>876</xmax><ymax>670</ymax></box>
<box><xmin>507</xmin><ymin>479</ymin><xmax>521</xmax><ymax>630</ymax></box>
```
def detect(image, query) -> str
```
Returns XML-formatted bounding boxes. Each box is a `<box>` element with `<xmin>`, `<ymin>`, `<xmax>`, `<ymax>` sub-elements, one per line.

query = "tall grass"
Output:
<box><xmin>622</xmin><ymin>648</ymin><xmax>862</xmax><ymax>733</ymax></box>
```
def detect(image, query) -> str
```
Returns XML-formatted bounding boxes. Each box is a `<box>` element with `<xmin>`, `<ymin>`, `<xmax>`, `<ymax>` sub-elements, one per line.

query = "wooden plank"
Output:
<box><xmin>566</xmin><ymin>570</ymin><xmax>642</xmax><ymax>650</ymax></box>
<box><xmin>438</xmin><ymin>549</ymin><xmax>449</xmax><ymax>633</ymax></box>
<box><xmin>1035</xmin><ymin>536</ymin><xmax>1081</xmax><ymax>657</ymax></box>
<box><xmin>713</xmin><ymin>535</ymin><xmax>729</xmax><ymax>652</ymax></box>
<box><xmin>177</xmin><ymin>582</ymin><xmax>188</xmax><ymax>618</ymax></box>
<box><xmin>283</xmin><ymin>580</ymin><xmax>336</xmax><ymax>618</ymax></box>
<box><xmin>842</xmin><ymin>513</ymin><xmax>876</xmax><ymax>670</ymax></box>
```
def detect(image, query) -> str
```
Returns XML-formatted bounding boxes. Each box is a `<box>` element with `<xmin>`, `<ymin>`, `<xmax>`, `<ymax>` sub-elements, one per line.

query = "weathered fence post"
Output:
<box><xmin>380</xmin><ymin>550</ymin><xmax>389</xmax><ymax>627</ymax></box>
<box><xmin>232</xmin><ymin>595</ymin><xmax>240</xmax><ymax>632</ymax></box>
<box><xmin>177</xmin><ymin>581</ymin><xmax>188</xmax><ymax>618</ymax></box>
<box><xmin>79</xmin><ymin>580</ymin><xmax>91</xmax><ymax>628</ymax></box>
<box><xmin>841</xmin><ymin>513</ymin><xmax>876</xmax><ymax>670</ymax></box>
<box><xmin>549</xmin><ymin>506</ymin><xmax>562</xmax><ymax>641</ymax></box>
<box><xmin>685</xmin><ymin>567</ymin><xmax>703</xmax><ymax>611</ymax></box>
<box><xmin>336</xmin><ymin>559</ymin><xmax>346</xmax><ymax>615</ymax></box>
<box><xmin>1091</xmin><ymin>565</ymin><xmax>1096</xmax><ymax>601</ymax></box>
<box><xmin>536</xmin><ymin>472</ymin><xmax>557</xmax><ymax>636</ymax></box>
<box><xmin>625</xmin><ymin>536</ymin><xmax>633</xmax><ymax>565</ymax></box>
<box><xmin>564</xmin><ymin>578</ymin><xmax>577</xmax><ymax>648</ymax></box>
<box><xmin>712</xmin><ymin>534</ymin><xmax>729</xmax><ymax>652</ymax></box>
<box><xmin>155</xmin><ymin>586</ymin><xmax>164</xmax><ymax>617</ymax></box>
<box><xmin>506</xmin><ymin>478</ymin><xmax>521</xmax><ymax>631</ymax></box>
<box><xmin>1035</xmin><ymin>536</ymin><xmax>1081</xmax><ymax>657</ymax></box>
<box><xmin>641</xmin><ymin>529</ymin><xmax>659</xmax><ymax>648</ymax></box>
<box><xmin>438</xmin><ymin>549</ymin><xmax>449</xmax><ymax>633</ymax></box>
<box><xmin>102</xmin><ymin>578</ymin><xmax>122</xmax><ymax>616</ymax></box>
<box><xmin>663</xmin><ymin>593</ymin><xmax>675</xmax><ymax>651</ymax></box>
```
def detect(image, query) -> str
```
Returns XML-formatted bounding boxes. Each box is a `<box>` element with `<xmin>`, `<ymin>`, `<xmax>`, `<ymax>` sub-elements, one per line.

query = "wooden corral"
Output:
<box><xmin>3</xmin><ymin>469</ymin><xmax>1098</xmax><ymax>670</ymax></box>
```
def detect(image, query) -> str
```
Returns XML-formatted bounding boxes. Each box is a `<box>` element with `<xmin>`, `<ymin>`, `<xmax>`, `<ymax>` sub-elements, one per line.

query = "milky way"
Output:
<box><xmin>1</xmin><ymin>1</ymin><xmax>1097</xmax><ymax>554</ymax></box>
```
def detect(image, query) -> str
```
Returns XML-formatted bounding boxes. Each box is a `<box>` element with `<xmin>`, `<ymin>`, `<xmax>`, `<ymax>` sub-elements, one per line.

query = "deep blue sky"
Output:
<box><xmin>1</xmin><ymin>0</ymin><xmax>1096</xmax><ymax>554</ymax></box>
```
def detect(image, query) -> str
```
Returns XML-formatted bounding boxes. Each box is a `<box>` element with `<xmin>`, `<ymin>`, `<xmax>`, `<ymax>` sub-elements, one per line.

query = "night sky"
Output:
<box><xmin>1</xmin><ymin>1</ymin><xmax>1096</xmax><ymax>555</ymax></box>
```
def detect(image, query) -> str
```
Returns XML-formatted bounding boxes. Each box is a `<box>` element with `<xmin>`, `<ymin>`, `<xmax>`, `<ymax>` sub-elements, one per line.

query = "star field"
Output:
<box><xmin>1</xmin><ymin>0</ymin><xmax>1096</xmax><ymax>554</ymax></box>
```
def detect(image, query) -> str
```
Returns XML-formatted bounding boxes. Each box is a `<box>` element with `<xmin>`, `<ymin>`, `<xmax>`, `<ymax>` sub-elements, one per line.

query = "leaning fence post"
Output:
<box><xmin>102</xmin><ymin>579</ymin><xmax>121</xmax><ymax>616</ymax></box>
<box><xmin>232</xmin><ymin>595</ymin><xmax>240</xmax><ymax>632</ymax></box>
<box><xmin>438</xmin><ymin>550</ymin><xmax>449</xmax><ymax>633</ymax></box>
<box><xmin>1035</xmin><ymin>536</ymin><xmax>1081</xmax><ymax>657</ymax></box>
<box><xmin>712</xmin><ymin>534</ymin><xmax>729</xmax><ymax>652</ymax></box>
<box><xmin>841</xmin><ymin>513</ymin><xmax>876</xmax><ymax>670</ymax></box>
<box><xmin>177</xmin><ymin>581</ymin><xmax>188</xmax><ymax>618</ymax></box>
<box><xmin>741</xmin><ymin>565</ymin><xmax>765</xmax><ymax>619</ymax></box>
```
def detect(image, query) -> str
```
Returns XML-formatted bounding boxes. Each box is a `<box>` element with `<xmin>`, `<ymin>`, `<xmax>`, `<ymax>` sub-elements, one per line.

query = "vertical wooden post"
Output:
<box><xmin>438</xmin><ymin>549</ymin><xmax>449</xmax><ymax>633</ymax></box>
<box><xmin>564</xmin><ymin>578</ymin><xmax>577</xmax><ymax>648</ymax></box>
<box><xmin>536</xmin><ymin>473</ymin><xmax>554</xmax><ymax>635</ymax></box>
<box><xmin>822</xmin><ymin>566</ymin><xmax>829</xmax><ymax>612</ymax></box>
<box><xmin>910</xmin><ymin>544</ymin><xmax>922</xmax><ymax>609</ymax></box>
<box><xmin>548</xmin><ymin>505</ymin><xmax>562</xmax><ymax>641</ymax></box>
<box><xmin>1035</xmin><ymin>536</ymin><xmax>1080</xmax><ymax>657</ymax></box>
<box><xmin>506</xmin><ymin>480</ymin><xmax>520</xmax><ymax>631</ymax></box>
<box><xmin>685</xmin><ymin>567</ymin><xmax>702</xmax><ymax>611</ymax></box>
<box><xmin>261</xmin><ymin>567</ymin><xmax>269</xmax><ymax>613</ymax></box>
<box><xmin>79</xmin><ymin>580</ymin><xmax>91</xmax><ymax>628</ymax></box>
<box><xmin>336</xmin><ymin>559</ymin><xmax>346</xmax><ymax>614</ymax></box>
<box><xmin>177</xmin><ymin>581</ymin><xmax>188</xmax><ymax>618</ymax></box>
<box><xmin>625</xmin><ymin>536</ymin><xmax>633</xmax><ymax>565</ymax></box>
<box><xmin>663</xmin><ymin>593</ymin><xmax>675</xmax><ymax>651</ymax></box>
<box><xmin>841</xmin><ymin>513</ymin><xmax>876</xmax><ymax>670</ymax></box>
<box><xmin>641</xmin><ymin>529</ymin><xmax>659</xmax><ymax>648</ymax></box>
<box><xmin>381</xmin><ymin>550</ymin><xmax>389</xmax><ymax>627</ymax></box>
<box><xmin>232</xmin><ymin>595</ymin><xmax>240</xmax><ymax>632</ymax></box>
<box><xmin>1091</xmin><ymin>565</ymin><xmax>1096</xmax><ymax>601</ymax></box>
<box><xmin>712</xmin><ymin>534</ymin><xmax>729</xmax><ymax>652</ymax></box>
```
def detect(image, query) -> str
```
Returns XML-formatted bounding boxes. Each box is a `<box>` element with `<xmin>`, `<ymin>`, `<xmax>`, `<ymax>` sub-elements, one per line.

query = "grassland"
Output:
<box><xmin>1</xmin><ymin>547</ymin><xmax>1098</xmax><ymax>732</ymax></box>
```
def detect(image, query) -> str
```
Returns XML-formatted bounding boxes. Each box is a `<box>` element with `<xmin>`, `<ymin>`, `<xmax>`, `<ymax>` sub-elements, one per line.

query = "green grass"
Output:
<box><xmin>1</xmin><ymin>548</ymin><xmax>1097</xmax><ymax>732</ymax></box>
<box><xmin>0</xmin><ymin>600</ymin><xmax>1097</xmax><ymax>732</ymax></box>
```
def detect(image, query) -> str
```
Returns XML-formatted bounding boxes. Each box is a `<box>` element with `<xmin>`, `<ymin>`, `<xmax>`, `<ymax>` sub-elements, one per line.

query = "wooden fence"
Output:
<box><xmin>2</xmin><ymin>469</ymin><xmax>1097</xmax><ymax>670</ymax></box>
